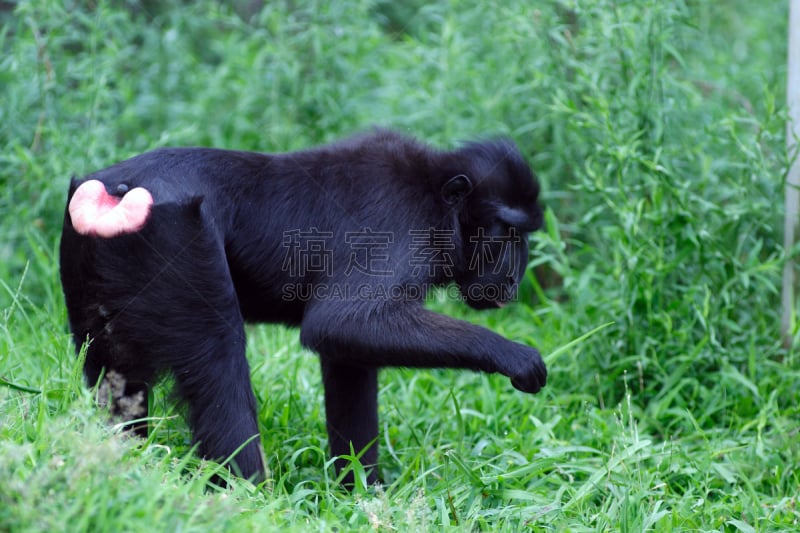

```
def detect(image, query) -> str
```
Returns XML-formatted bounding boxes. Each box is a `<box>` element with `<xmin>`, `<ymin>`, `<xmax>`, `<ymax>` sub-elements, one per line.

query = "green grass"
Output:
<box><xmin>1</xmin><ymin>0</ymin><xmax>798</xmax><ymax>530</ymax></box>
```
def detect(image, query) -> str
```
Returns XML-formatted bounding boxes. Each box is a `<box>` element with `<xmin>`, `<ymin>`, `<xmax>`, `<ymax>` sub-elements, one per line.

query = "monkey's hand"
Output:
<box><xmin>509</xmin><ymin>345</ymin><xmax>547</xmax><ymax>394</ymax></box>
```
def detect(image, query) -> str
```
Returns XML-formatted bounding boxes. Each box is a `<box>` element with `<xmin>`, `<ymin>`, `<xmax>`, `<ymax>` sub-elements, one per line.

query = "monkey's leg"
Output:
<box><xmin>137</xmin><ymin>212</ymin><xmax>267</xmax><ymax>483</ymax></box>
<box><xmin>119</xmin><ymin>248</ymin><xmax>266</xmax><ymax>482</ymax></box>
<box><xmin>320</xmin><ymin>359</ymin><xmax>379</xmax><ymax>486</ymax></box>
<box><xmin>62</xmin><ymin>199</ymin><xmax>266</xmax><ymax>481</ymax></box>
<box><xmin>61</xmin><ymin>215</ymin><xmax>154</xmax><ymax>436</ymax></box>
<box><xmin>170</xmin><ymin>325</ymin><xmax>266</xmax><ymax>482</ymax></box>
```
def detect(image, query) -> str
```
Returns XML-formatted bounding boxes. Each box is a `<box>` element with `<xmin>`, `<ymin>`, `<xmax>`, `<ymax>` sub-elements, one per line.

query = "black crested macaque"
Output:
<box><xmin>59</xmin><ymin>129</ymin><xmax>547</xmax><ymax>486</ymax></box>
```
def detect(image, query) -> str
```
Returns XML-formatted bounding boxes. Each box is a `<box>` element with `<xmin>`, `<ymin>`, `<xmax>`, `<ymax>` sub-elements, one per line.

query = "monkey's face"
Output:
<box><xmin>457</xmin><ymin>209</ymin><xmax>539</xmax><ymax>310</ymax></box>
<box><xmin>450</xmin><ymin>140</ymin><xmax>543</xmax><ymax>310</ymax></box>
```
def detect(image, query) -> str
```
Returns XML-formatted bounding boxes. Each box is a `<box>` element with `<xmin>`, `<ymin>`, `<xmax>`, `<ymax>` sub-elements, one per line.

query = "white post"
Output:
<box><xmin>782</xmin><ymin>0</ymin><xmax>800</xmax><ymax>347</ymax></box>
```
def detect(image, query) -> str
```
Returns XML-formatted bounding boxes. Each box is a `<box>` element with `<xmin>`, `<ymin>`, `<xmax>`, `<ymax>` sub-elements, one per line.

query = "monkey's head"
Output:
<box><xmin>443</xmin><ymin>139</ymin><xmax>543</xmax><ymax>310</ymax></box>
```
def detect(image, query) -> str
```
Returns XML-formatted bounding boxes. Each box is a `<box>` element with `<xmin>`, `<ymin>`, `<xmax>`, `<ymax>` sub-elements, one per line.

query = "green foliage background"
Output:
<box><xmin>0</xmin><ymin>0</ymin><xmax>797</xmax><ymax>530</ymax></box>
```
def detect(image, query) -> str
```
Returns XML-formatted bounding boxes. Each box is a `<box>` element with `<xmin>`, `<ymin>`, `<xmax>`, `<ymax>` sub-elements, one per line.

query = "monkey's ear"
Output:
<box><xmin>441</xmin><ymin>174</ymin><xmax>472</xmax><ymax>205</ymax></box>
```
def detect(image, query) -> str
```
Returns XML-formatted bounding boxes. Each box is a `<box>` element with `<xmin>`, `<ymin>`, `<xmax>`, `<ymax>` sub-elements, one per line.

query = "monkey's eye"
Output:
<box><xmin>495</xmin><ymin>205</ymin><xmax>536</xmax><ymax>231</ymax></box>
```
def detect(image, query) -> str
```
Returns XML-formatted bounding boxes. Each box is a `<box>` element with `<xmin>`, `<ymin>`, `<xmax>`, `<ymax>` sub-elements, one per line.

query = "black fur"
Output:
<box><xmin>59</xmin><ymin>129</ymin><xmax>546</xmax><ymax>485</ymax></box>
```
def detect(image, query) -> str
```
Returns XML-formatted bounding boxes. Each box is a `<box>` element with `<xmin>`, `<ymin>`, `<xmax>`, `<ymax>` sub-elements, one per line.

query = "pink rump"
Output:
<box><xmin>68</xmin><ymin>179</ymin><xmax>153</xmax><ymax>238</ymax></box>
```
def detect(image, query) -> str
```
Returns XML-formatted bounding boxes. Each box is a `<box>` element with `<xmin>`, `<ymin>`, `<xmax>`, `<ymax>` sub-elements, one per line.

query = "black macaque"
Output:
<box><xmin>59</xmin><ymin>129</ymin><xmax>547</xmax><ymax>486</ymax></box>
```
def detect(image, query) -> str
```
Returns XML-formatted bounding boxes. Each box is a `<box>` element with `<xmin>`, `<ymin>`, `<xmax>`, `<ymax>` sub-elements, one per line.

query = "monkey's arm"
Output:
<box><xmin>300</xmin><ymin>303</ymin><xmax>546</xmax><ymax>394</ymax></box>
